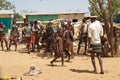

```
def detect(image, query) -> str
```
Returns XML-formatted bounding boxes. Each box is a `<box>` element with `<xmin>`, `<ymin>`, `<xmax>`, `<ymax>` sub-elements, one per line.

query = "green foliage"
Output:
<box><xmin>13</xmin><ymin>13</ymin><xmax>24</xmax><ymax>21</ymax></box>
<box><xmin>88</xmin><ymin>0</ymin><xmax>120</xmax><ymax>19</ymax></box>
<box><xmin>0</xmin><ymin>0</ymin><xmax>15</xmax><ymax>10</ymax></box>
<box><xmin>111</xmin><ymin>0</ymin><xmax>120</xmax><ymax>17</ymax></box>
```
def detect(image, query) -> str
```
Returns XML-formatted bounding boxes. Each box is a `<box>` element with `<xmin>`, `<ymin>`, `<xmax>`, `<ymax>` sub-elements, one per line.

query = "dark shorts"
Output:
<box><xmin>90</xmin><ymin>43</ymin><xmax>102</xmax><ymax>53</ymax></box>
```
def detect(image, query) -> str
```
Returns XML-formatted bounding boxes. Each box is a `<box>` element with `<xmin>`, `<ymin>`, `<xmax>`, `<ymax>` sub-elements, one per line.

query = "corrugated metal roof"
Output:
<box><xmin>0</xmin><ymin>10</ymin><xmax>13</xmax><ymax>14</ymax></box>
<box><xmin>25</xmin><ymin>12</ymin><xmax>86</xmax><ymax>16</ymax></box>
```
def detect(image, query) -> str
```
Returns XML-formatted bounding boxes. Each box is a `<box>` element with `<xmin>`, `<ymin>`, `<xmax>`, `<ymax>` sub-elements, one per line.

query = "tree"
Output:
<box><xmin>89</xmin><ymin>0</ymin><xmax>120</xmax><ymax>19</ymax></box>
<box><xmin>0</xmin><ymin>0</ymin><xmax>15</xmax><ymax>10</ymax></box>
<box><xmin>88</xmin><ymin>0</ymin><xmax>120</xmax><ymax>57</ymax></box>
<box><xmin>13</xmin><ymin>13</ymin><xmax>24</xmax><ymax>21</ymax></box>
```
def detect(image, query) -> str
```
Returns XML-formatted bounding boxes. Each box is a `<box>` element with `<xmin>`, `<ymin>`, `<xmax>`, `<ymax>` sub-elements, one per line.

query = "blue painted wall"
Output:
<box><xmin>0</xmin><ymin>18</ymin><xmax>12</xmax><ymax>35</ymax></box>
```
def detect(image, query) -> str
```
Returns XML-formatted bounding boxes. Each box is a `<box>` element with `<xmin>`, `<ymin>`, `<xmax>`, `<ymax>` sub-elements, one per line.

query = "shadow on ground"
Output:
<box><xmin>70</xmin><ymin>69</ymin><xmax>93</xmax><ymax>73</ymax></box>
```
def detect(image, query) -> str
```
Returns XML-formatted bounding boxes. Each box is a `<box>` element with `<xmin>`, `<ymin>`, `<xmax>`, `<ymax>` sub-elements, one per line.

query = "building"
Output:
<box><xmin>25</xmin><ymin>12</ymin><xmax>85</xmax><ymax>22</ymax></box>
<box><xmin>0</xmin><ymin>10</ymin><xmax>13</xmax><ymax>35</ymax></box>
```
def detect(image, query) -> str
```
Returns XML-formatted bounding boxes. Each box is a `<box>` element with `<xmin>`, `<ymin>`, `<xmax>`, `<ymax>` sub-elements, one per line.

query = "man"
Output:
<box><xmin>9</xmin><ymin>22</ymin><xmax>19</xmax><ymax>51</ymax></box>
<box><xmin>43</xmin><ymin>22</ymin><xmax>54</xmax><ymax>57</ymax></box>
<box><xmin>88</xmin><ymin>17</ymin><xmax>104</xmax><ymax>74</ymax></box>
<box><xmin>77</xmin><ymin>18</ymin><xmax>88</xmax><ymax>55</ymax></box>
<box><xmin>50</xmin><ymin>29</ymin><xmax>64</xmax><ymax>66</ymax></box>
<box><xmin>0</xmin><ymin>22</ymin><xmax>9</xmax><ymax>51</ymax></box>
<box><xmin>63</xmin><ymin>22</ymin><xmax>74</xmax><ymax>61</ymax></box>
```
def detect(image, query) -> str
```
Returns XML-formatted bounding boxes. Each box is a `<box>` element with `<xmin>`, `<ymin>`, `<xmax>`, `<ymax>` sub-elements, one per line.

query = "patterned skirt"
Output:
<box><xmin>10</xmin><ymin>36</ymin><xmax>18</xmax><ymax>41</ymax></box>
<box><xmin>31</xmin><ymin>34</ymin><xmax>35</xmax><ymax>43</ymax></box>
<box><xmin>90</xmin><ymin>43</ymin><xmax>102</xmax><ymax>53</ymax></box>
<box><xmin>31</xmin><ymin>33</ymin><xmax>39</xmax><ymax>44</ymax></box>
<box><xmin>24</xmin><ymin>37</ymin><xmax>31</xmax><ymax>43</ymax></box>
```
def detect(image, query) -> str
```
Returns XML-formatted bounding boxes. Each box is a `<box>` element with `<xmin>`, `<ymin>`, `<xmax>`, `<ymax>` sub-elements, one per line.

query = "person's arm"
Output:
<box><xmin>100</xmin><ymin>25</ymin><xmax>104</xmax><ymax>43</ymax></box>
<box><xmin>88</xmin><ymin>25</ymin><xmax>92</xmax><ymax>49</ymax></box>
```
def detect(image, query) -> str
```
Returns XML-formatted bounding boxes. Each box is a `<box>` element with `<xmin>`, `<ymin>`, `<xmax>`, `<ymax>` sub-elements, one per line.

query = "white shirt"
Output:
<box><xmin>88</xmin><ymin>20</ymin><xmax>103</xmax><ymax>44</ymax></box>
<box><xmin>32</xmin><ymin>24</ymin><xmax>40</xmax><ymax>32</ymax></box>
<box><xmin>25</xmin><ymin>26</ymin><xmax>31</xmax><ymax>37</ymax></box>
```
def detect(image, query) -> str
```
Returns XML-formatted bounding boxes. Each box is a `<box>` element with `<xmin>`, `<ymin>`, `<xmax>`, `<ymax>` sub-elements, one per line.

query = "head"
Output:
<box><xmin>12</xmin><ymin>21</ymin><xmax>16</xmax><ymax>27</ymax></box>
<box><xmin>25</xmin><ymin>22</ymin><xmax>28</xmax><ymax>27</ymax></box>
<box><xmin>47</xmin><ymin>22</ymin><xmax>52</xmax><ymax>26</ymax></box>
<box><xmin>30</xmin><ymin>21</ymin><xmax>33</xmax><ymax>26</ymax></box>
<box><xmin>90</xmin><ymin>17</ymin><xmax>97</xmax><ymax>23</ymax></box>
<box><xmin>34</xmin><ymin>20</ymin><xmax>38</xmax><ymax>25</ymax></box>
<box><xmin>65</xmin><ymin>23</ymin><xmax>70</xmax><ymax>30</ymax></box>
<box><xmin>82</xmin><ymin>18</ymin><xmax>86</xmax><ymax>23</ymax></box>
<box><xmin>12</xmin><ymin>21</ymin><xmax>16</xmax><ymax>25</ymax></box>
<box><xmin>67</xmin><ymin>21</ymin><xmax>71</xmax><ymax>25</ymax></box>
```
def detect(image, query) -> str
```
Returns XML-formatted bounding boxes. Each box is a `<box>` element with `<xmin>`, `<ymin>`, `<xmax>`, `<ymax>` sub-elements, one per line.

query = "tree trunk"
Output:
<box><xmin>115</xmin><ymin>37</ymin><xmax>120</xmax><ymax>56</ymax></box>
<box><xmin>108</xmin><ymin>0</ymin><xmax>116</xmax><ymax>57</ymax></box>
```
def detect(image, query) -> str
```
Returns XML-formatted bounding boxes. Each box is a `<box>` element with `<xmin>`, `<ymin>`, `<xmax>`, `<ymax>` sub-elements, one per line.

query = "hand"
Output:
<box><xmin>87</xmin><ymin>48</ymin><xmax>92</xmax><ymax>53</ymax></box>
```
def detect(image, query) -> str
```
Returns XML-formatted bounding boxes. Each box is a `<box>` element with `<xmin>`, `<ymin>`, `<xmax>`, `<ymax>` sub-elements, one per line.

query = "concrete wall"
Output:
<box><xmin>58</xmin><ymin>13</ymin><xmax>84</xmax><ymax>22</ymax></box>
<box><xmin>0</xmin><ymin>14</ymin><xmax>12</xmax><ymax>18</ymax></box>
<box><xmin>26</xmin><ymin>13</ymin><xmax>85</xmax><ymax>22</ymax></box>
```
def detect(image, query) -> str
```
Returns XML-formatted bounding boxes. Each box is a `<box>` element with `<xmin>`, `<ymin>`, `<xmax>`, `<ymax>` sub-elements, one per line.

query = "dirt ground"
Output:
<box><xmin>0</xmin><ymin>44</ymin><xmax>120</xmax><ymax>80</ymax></box>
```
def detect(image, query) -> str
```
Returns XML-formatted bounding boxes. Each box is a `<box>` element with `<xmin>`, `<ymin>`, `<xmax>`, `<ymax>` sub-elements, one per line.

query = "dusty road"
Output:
<box><xmin>0</xmin><ymin>45</ymin><xmax>120</xmax><ymax>80</ymax></box>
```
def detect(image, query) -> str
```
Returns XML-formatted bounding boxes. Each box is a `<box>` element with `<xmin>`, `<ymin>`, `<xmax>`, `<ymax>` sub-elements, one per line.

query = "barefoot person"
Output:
<box><xmin>9</xmin><ymin>22</ymin><xmax>19</xmax><ymax>51</ymax></box>
<box><xmin>63</xmin><ymin>22</ymin><xmax>74</xmax><ymax>61</ymax></box>
<box><xmin>0</xmin><ymin>22</ymin><xmax>8</xmax><ymax>51</ymax></box>
<box><xmin>50</xmin><ymin>29</ymin><xmax>64</xmax><ymax>66</ymax></box>
<box><xmin>88</xmin><ymin>17</ymin><xmax>104</xmax><ymax>74</ymax></box>
<box><xmin>23</xmin><ymin>22</ymin><xmax>31</xmax><ymax>54</ymax></box>
<box><xmin>77</xmin><ymin>18</ymin><xmax>88</xmax><ymax>55</ymax></box>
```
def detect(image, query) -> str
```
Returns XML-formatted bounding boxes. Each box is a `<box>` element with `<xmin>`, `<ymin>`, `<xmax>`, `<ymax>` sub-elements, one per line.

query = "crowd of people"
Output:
<box><xmin>0</xmin><ymin>17</ymin><xmax>104</xmax><ymax>74</ymax></box>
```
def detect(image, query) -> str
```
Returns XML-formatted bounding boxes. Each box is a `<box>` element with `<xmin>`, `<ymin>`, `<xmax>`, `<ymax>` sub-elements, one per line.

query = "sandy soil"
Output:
<box><xmin>0</xmin><ymin>44</ymin><xmax>120</xmax><ymax>80</ymax></box>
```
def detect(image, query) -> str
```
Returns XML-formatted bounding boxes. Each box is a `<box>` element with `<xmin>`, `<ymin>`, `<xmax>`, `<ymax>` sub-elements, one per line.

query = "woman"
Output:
<box><xmin>23</xmin><ymin>22</ymin><xmax>31</xmax><ymax>54</ymax></box>
<box><xmin>9</xmin><ymin>22</ymin><xmax>19</xmax><ymax>51</ymax></box>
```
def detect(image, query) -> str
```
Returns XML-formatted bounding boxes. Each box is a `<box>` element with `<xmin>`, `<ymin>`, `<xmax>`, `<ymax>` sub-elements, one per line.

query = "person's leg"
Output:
<box><xmin>31</xmin><ymin>43</ymin><xmax>35</xmax><ymax>52</ymax></box>
<box><xmin>96</xmin><ymin>53</ymin><xmax>104</xmax><ymax>74</ymax></box>
<box><xmin>61</xmin><ymin>53</ymin><xmax>64</xmax><ymax>66</ymax></box>
<box><xmin>70</xmin><ymin>42</ymin><xmax>74</xmax><ymax>58</ymax></box>
<box><xmin>49</xmin><ymin>42</ymin><xmax>53</xmax><ymax>57</ymax></box>
<box><xmin>37</xmin><ymin>43</ymin><xmax>40</xmax><ymax>52</ymax></box>
<box><xmin>50</xmin><ymin>56</ymin><xmax>58</xmax><ymax>66</ymax></box>
<box><xmin>83</xmin><ymin>37</ymin><xmax>87</xmax><ymax>55</ymax></box>
<box><xmin>5</xmin><ymin>40</ymin><xmax>9</xmax><ymax>50</ymax></box>
<box><xmin>42</xmin><ymin>42</ymin><xmax>49</xmax><ymax>57</ymax></box>
<box><xmin>8</xmin><ymin>40</ymin><xmax>12</xmax><ymax>50</ymax></box>
<box><xmin>37</xmin><ymin>36</ymin><xmax>40</xmax><ymax>52</ymax></box>
<box><xmin>31</xmin><ymin>35</ymin><xmax>35</xmax><ymax>52</ymax></box>
<box><xmin>91</xmin><ymin>52</ymin><xmax>97</xmax><ymax>73</ymax></box>
<box><xmin>77</xmin><ymin>41</ymin><xmax>81</xmax><ymax>55</ymax></box>
<box><xmin>14</xmin><ymin>40</ymin><xmax>17</xmax><ymax>51</ymax></box>
<box><xmin>27</xmin><ymin>43</ymin><xmax>30</xmax><ymax>54</ymax></box>
<box><xmin>65</xmin><ymin>49</ymin><xmax>70</xmax><ymax>62</ymax></box>
<box><xmin>1</xmin><ymin>40</ymin><xmax>4</xmax><ymax>51</ymax></box>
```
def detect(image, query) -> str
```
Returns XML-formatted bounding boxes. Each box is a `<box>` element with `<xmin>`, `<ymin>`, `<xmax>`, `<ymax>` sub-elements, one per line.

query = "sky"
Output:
<box><xmin>10</xmin><ymin>0</ymin><xmax>90</xmax><ymax>15</ymax></box>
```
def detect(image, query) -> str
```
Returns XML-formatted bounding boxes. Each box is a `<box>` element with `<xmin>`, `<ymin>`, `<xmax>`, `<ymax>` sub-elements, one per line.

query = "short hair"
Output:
<box><xmin>34</xmin><ymin>20</ymin><xmax>38</xmax><ymax>24</ymax></box>
<box><xmin>90</xmin><ymin>17</ymin><xmax>97</xmax><ymax>22</ymax></box>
